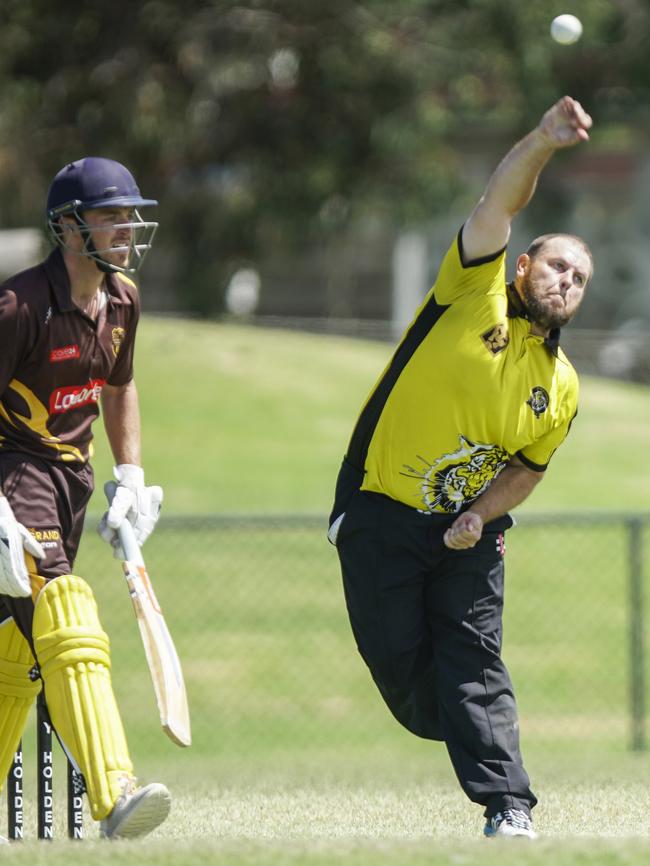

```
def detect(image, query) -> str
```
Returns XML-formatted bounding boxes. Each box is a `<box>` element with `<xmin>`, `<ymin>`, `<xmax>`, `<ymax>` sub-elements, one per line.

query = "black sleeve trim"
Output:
<box><xmin>516</xmin><ymin>450</ymin><xmax>548</xmax><ymax>473</ymax></box>
<box><xmin>566</xmin><ymin>408</ymin><xmax>578</xmax><ymax>435</ymax></box>
<box><xmin>457</xmin><ymin>224</ymin><xmax>507</xmax><ymax>269</ymax></box>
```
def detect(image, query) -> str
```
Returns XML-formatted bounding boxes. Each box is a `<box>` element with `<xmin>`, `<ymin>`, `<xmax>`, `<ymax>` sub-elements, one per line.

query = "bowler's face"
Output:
<box><xmin>517</xmin><ymin>238</ymin><xmax>591</xmax><ymax>330</ymax></box>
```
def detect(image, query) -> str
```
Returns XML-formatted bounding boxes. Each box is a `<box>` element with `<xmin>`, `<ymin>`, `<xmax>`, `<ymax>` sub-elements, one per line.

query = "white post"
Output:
<box><xmin>391</xmin><ymin>231</ymin><xmax>428</xmax><ymax>341</ymax></box>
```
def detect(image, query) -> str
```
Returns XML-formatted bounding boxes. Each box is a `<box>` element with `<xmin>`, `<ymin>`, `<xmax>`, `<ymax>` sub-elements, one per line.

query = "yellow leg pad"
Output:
<box><xmin>0</xmin><ymin>618</ymin><xmax>41</xmax><ymax>789</ymax></box>
<box><xmin>33</xmin><ymin>575</ymin><xmax>134</xmax><ymax>820</ymax></box>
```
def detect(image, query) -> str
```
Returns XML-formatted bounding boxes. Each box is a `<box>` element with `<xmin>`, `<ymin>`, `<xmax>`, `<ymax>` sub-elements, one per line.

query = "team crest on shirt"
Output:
<box><xmin>401</xmin><ymin>436</ymin><xmax>509</xmax><ymax>514</ymax></box>
<box><xmin>111</xmin><ymin>327</ymin><xmax>126</xmax><ymax>357</ymax></box>
<box><xmin>481</xmin><ymin>322</ymin><xmax>509</xmax><ymax>355</ymax></box>
<box><xmin>527</xmin><ymin>386</ymin><xmax>549</xmax><ymax>418</ymax></box>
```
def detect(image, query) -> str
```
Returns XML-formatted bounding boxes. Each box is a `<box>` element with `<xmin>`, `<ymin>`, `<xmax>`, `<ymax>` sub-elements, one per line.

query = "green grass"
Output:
<box><xmin>87</xmin><ymin>316</ymin><xmax>650</xmax><ymax>514</ymax></box>
<box><xmin>90</xmin><ymin>318</ymin><xmax>392</xmax><ymax>514</ymax></box>
<box><xmin>7</xmin><ymin>318</ymin><xmax>650</xmax><ymax>863</ymax></box>
<box><xmin>5</xmin><ymin>772</ymin><xmax>650</xmax><ymax>864</ymax></box>
<box><xmin>52</xmin><ymin>516</ymin><xmax>636</xmax><ymax>773</ymax></box>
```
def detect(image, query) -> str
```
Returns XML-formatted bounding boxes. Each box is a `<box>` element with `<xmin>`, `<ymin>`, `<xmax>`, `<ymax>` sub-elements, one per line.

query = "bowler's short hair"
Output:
<box><xmin>526</xmin><ymin>234</ymin><xmax>594</xmax><ymax>282</ymax></box>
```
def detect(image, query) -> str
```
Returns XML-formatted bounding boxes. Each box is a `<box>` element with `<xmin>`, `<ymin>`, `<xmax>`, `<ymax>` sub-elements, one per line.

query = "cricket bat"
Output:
<box><xmin>105</xmin><ymin>482</ymin><xmax>191</xmax><ymax>747</ymax></box>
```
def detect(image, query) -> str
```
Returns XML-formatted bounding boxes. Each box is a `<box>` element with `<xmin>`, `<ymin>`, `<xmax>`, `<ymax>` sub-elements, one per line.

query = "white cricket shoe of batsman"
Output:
<box><xmin>0</xmin><ymin>496</ymin><xmax>45</xmax><ymax>597</ymax></box>
<box><xmin>100</xmin><ymin>780</ymin><xmax>171</xmax><ymax>839</ymax></box>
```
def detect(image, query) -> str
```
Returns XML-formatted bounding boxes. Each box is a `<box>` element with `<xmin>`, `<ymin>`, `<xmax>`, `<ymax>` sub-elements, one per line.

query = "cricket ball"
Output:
<box><xmin>550</xmin><ymin>14</ymin><xmax>583</xmax><ymax>45</ymax></box>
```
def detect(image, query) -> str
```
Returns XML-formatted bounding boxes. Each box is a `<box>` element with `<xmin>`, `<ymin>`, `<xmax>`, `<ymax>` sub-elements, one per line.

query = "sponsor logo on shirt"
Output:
<box><xmin>50</xmin><ymin>344</ymin><xmax>80</xmax><ymax>363</ymax></box>
<box><xmin>30</xmin><ymin>528</ymin><xmax>61</xmax><ymax>541</ymax></box>
<box><xmin>29</xmin><ymin>528</ymin><xmax>61</xmax><ymax>550</ymax></box>
<box><xmin>481</xmin><ymin>322</ymin><xmax>509</xmax><ymax>355</ymax></box>
<box><xmin>49</xmin><ymin>379</ymin><xmax>106</xmax><ymax>414</ymax></box>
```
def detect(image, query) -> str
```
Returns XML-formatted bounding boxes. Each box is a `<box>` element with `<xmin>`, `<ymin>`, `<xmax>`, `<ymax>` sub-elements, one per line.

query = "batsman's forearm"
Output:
<box><xmin>467</xmin><ymin>463</ymin><xmax>544</xmax><ymax>525</ymax></box>
<box><xmin>101</xmin><ymin>380</ymin><xmax>142</xmax><ymax>466</ymax></box>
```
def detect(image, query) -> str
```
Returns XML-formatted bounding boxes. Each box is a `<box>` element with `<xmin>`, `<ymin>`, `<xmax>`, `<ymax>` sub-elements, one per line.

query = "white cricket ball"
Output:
<box><xmin>550</xmin><ymin>14</ymin><xmax>583</xmax><ymax>45</ymax></box>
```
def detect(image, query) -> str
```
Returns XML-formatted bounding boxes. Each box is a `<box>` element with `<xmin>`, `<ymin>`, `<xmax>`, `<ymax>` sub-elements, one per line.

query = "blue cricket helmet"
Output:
<box><xmin>46</xmin><ymin>157</ymin><xmax>158</xmax><ymax>217</ymax></box>
<box><xmin>46</xmin><ymin>157</ymin><xmax>159</xmax><ymax>275</ymax></box>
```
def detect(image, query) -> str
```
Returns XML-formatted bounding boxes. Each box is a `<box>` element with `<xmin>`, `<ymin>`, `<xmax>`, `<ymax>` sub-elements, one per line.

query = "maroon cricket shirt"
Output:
<box><xmin>0</xmin><ymin>247</ymin><xmax>139</xmax><ymax>464</ymax></box>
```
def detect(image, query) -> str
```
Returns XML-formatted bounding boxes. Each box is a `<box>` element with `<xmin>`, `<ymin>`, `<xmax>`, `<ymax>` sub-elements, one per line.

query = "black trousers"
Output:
<box><xmin>333</xmin><ymin>485</ymin><xmax>536</xmax><ymax>818</ymax></box>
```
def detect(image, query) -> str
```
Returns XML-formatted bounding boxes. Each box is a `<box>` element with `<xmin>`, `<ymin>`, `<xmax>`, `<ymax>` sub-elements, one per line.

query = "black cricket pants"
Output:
<box><xmin>334</xmin><ymin>487</ymin><xmax>537</xmax><ymax>818</ymax></box>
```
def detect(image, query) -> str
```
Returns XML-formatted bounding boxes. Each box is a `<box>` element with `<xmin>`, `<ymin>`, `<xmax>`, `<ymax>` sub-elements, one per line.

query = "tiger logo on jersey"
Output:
<box><xmin>402</xmin><ymin>436</ymin><xmax>509</xmax><ymax>514</ymax></box>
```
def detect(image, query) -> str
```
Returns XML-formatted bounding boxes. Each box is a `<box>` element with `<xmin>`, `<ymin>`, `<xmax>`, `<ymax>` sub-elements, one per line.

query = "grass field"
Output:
<box><xmin>89</xmin><ymin>316</ymin><xmax>650</xmax><ymax>514</ymax></box>
<box><xmin>5</xmin><ymin>318</ymin><xmax>650</xmax><ymax>863</ymax></box>
<box><xmin>5</xmin><ymin>772</ymin><xmax>650</xmax><ymax>866</ymax></box>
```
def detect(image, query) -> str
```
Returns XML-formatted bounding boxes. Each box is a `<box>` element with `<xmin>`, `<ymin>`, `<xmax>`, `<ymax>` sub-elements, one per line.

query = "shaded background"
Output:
<box><xmin>2</xmin><ymin>0</ymin><xmax>650</xmax><ymax>351</ymax></box>
<box><xmin>3</xmin><ymin>0</ymin><xmax>650</xmax><ymax>843</ymax></box>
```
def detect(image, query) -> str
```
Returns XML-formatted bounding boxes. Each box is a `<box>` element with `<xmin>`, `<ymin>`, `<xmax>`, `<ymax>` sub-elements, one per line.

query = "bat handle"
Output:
<box><xmin>104</xmin><ymin>480</ymin><xmax>118</xmax><ymax>504</ymax></box>
<box><xmin>103</xmin><ymin>481</ymin><xmax>144</xmax><ymax>564</ymax></box>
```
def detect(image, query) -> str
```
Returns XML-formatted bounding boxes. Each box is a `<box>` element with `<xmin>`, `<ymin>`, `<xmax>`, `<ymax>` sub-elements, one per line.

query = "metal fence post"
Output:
<box><xmin>628</xmin><ymin>517</ymin><xmax>646</xmax><ymax>751</ymax></box>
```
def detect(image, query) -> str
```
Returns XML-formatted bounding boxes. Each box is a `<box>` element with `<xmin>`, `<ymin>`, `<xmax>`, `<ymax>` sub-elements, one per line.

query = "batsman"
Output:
<box><xmin>0</xmin><ymin>157</ymin><xmax>170</xmax><ymax>839</ymax></box>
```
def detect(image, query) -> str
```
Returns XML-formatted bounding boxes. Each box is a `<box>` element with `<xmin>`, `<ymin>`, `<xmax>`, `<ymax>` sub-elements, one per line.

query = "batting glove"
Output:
<box><xmin>0</xmin><ymin>496</ymin><xmax>45</xmax><ymax>597</ymax></box>
<box><xmin>98</xmin><ymin>464</ymin><xmax>163</xmax><ymax>556</ymax></box>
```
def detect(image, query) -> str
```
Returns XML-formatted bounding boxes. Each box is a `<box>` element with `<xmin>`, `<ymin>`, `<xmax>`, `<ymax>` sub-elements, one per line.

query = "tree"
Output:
<box><xmin>0</xmin><ymin>0</ymin><xmax>646</xmax><ymax>314</ymax></box>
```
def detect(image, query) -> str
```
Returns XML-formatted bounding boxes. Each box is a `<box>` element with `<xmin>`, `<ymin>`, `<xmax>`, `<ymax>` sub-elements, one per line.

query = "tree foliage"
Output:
<box><xmin>0</xmin><ymin>0</ymin><xmax>647</xmax><ymax>312</ymax></box>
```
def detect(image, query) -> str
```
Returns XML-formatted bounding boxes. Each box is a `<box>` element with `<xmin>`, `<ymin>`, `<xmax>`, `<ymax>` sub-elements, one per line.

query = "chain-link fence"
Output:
<box><xmin>65</xmin><ymin>512</ymin><xmax>649</xmax><ymax>780</ymax></box>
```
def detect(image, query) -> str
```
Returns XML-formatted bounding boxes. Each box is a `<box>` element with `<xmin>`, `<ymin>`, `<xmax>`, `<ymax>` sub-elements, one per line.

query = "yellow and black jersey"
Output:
<box><xmin>344</xmin><ymin>229</ymin><xmax>579</xmax><ymax>515</ymax></box>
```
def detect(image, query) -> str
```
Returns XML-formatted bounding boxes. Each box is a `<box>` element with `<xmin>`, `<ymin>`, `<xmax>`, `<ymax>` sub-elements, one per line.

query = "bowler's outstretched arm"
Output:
<box><xmin>462</xmin><ymin>96</ymin><xmax>592</xmax><ymax>262</ymax></box>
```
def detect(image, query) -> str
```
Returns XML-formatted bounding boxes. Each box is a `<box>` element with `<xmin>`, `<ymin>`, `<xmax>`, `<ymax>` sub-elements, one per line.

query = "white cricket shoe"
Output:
<box><xmin>484</xmin><ymin>808</ymin><xmax>537</xmax><ymax>839</ymax></box>
<box><xmin>100</xmin><ymin>781</ymin><xmax>171</xmax><ymax>839</ymax></box>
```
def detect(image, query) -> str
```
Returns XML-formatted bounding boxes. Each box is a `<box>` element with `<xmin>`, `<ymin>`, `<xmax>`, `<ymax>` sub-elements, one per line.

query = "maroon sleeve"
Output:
<box><xmin>0</xmin><ymin>288</ymin><xmax>31</xmax><ymax>397</ymax></box>
<box><xmin>106</xmin><ymin>284</ymin><xmax>140</xmax><ymax>387</ymax></box>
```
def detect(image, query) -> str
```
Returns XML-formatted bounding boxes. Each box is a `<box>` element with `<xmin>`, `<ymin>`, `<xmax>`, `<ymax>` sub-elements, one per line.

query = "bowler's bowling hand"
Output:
<box><xmin>538</xmin><ymin>95</ymin><xmax>592</xmax><ymax>149</ymax></box>
<box><xmin>443</xmin><ymin>511</ymin><xmax>484</xmax><ymax>550</ymax></box>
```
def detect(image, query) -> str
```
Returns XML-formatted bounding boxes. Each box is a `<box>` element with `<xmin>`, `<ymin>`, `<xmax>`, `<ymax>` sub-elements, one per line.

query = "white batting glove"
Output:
<box><xmin>98</xmin><ymin>464</ymin><xmax>163</xmax><ymax>556</ymax></box>
<box><xmin>0</xmin><ymin>496</ymin><xmax>45</xmax><ymax>597</ymax></box>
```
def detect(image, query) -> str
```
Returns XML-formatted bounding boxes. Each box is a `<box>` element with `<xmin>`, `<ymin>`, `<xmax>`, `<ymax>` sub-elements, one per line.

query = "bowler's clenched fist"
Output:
<box><xmin>443</xmin><ymin>511</ymin><xmax>484</xmax><ymax>550</ymax></box>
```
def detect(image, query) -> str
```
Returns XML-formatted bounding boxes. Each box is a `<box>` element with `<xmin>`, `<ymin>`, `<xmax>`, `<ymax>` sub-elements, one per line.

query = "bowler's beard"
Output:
<box><xmin>520</xmin><ymin>273</ymin><xmax>572</xmax><ymax>330</ymax></box>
